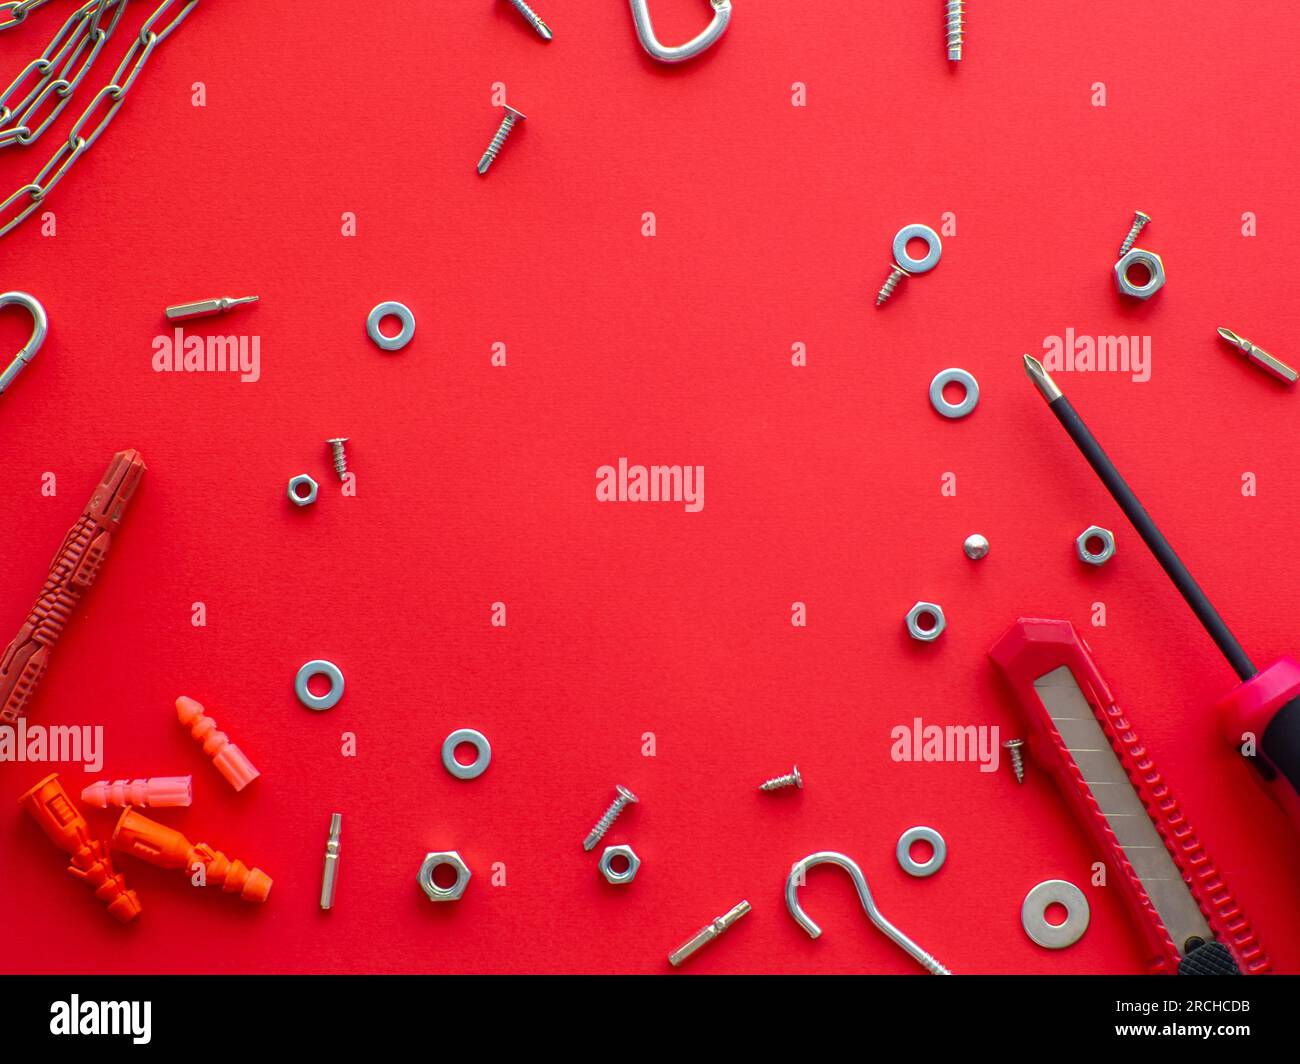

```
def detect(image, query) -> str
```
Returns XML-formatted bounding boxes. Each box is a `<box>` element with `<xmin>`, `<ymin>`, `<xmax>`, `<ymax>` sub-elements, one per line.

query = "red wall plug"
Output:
<box><xmin>175</xmin><ymin>696</ymin><xmax>259</xmax><ymax>792</ymax></box>
<box><xmin>110</xmin><ymin>808</ymin><xmax>272</xmax><ymax>903</ymax></box>
<box><xmin>18</xmin><ymin>773</ymin><xmax>142</xmax><ymax>923</ymax></box>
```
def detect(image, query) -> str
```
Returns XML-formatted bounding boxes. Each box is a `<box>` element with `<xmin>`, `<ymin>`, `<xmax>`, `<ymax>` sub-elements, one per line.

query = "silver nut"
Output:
<box><xmin>963</xmin><ymin>533</ymin><xmax>989</xmax><ymax>560</ymax></box>
<box><xmin>599</xmin><ymin>844</ymin><xmax>640</xmax><ymax>885</ymax></box>
<box><xmin>1114</xmin><ymin>248</ymin><xmax>1165</xmax><ymax>300</ymax></box>
<box><xmin>1076</xmin><ymin>525</ymin><xmax>1116</xmax><ymax>566</ymax></box>
<box><xmin>288</xmin><ymin>474</ymin><xmax>318</xmax><ymax>507</ymax></box>
<box><xmin>418</xmin><ymin>850</ymin><xmax>471</xmax><ymax>902</ymax></box>
<box><xmin>905</xmin><ymin>601</ymin><xmax>946</xmax><ymax>642</ymax></box>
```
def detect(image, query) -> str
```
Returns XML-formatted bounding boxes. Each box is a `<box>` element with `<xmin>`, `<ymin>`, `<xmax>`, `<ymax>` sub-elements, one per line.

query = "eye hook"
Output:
<box><xmin>629</xmin><ymin>0</ymin><xmax>732</xmax><ymax>64</ymax></box>
<box><xmin>0</xmin><ymin>291</ymin><xmax>46</xmax><ymax>396</ymax></box>
<box><xmin>785</xmin><ymin>851</ymin><xmax>952</xmax><ymax>974</ymax></box>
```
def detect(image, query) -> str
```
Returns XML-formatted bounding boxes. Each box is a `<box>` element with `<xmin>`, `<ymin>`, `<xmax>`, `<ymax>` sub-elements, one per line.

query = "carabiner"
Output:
<box><xmin>0</xmin><ymin>291</ymin><xmax>46</xmax><ymax>394</ymax></box>
<box><xmin>629</xmin><ymin>0</ymin><xmax>731</xmax><ymax>64</ymax></box>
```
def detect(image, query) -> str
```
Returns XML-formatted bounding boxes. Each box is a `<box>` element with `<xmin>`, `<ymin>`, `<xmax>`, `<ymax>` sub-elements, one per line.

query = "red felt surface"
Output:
<box><xmin>1</xmin><ymin>0</ymin><xmax>1298</xmax><ymax>975</ymax></box>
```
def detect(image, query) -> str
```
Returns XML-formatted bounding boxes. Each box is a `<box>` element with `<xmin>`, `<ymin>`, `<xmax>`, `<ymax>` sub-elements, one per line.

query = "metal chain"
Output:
<box><xmin>0</xmin><ymin>0</ymin><xmax>61</xmax><ymax>32</ymax></box>
<box><xmin>0</xmin><ymin>0</ymin><xmax>198</xmax><ymax>238</ymax></box>
<box><xmin>0</xmin><ymin>0</ymin><xmax>125</xmax><ymax>147</ymax></box>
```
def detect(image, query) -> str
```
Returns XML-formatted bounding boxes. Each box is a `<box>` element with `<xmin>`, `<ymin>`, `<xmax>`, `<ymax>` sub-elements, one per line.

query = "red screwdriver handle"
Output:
<box><xmin>1216</xmin><ymin>657</ymin><xmax>1300</xmax><ymax>827</ymax></box>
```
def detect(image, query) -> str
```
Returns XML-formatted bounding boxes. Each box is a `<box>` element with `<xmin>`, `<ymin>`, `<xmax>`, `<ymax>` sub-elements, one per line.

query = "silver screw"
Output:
<box><xmin>1003</xmin><ymin>738</ymin><xmax>1026</xmax><ymax>784</ymax></box>
<box><xmin>1118</xmin><ymin>211</ymin><xmax>1151</xmax><ymax>257</ymax></box>
<box><xmin>583</xmin><ymin>785</ymin><xmax>638</xmax><ymax>851</ymax></box>
<box><xmin>946</xmin><ymin>0</ymin><xmax>964</xmax><ymax>61</ymax></box>
<box><xmin>506</xmin><ymin>0</ymin><xmax>552</xmax><ymax>41</ymax></box>
<box><xmin>875</xmin><ymin>263</ymin><xmax>912</xmax><ymax>306</ymax></box>
<box><xmin>759</xmin><ymin>764</ymin><xmax>803</xmax><ymax>792</ymax></box>
<box><xmin>477</xmin><ymin>105</ymin><xmax>526</xmax><ymax>176</ymax></box>
<box><xmin>963</xmin><ymin>533</ymin><xmax>990</xmax><ymax>560</ymax></box>
<box><xmin>326</xmin><ymin>437</ymin><xmax>349</xmax><ymax>480</ymax></box>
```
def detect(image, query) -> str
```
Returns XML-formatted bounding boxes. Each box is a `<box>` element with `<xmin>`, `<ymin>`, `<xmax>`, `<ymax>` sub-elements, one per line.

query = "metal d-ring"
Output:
<box><xmin>785</xmin><ymin>851</ymin><xmax>952</xmax><ymax>974</ymax></box>
<box><xmin>629</xmin><ymin>0</ymin><xmax>732</xmax><ymax>63</ymax></box>
<box><xmin>0</xmin><ymin>291</ymin><xmax>47</xmax><ymax>395</ymax></box>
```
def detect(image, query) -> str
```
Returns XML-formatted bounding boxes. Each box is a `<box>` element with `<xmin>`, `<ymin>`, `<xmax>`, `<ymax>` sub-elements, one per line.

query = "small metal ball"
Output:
<box><xmin>963</xmin><ymin>533</ymin><xmax>989</xmax><ymax>560</ymax></box>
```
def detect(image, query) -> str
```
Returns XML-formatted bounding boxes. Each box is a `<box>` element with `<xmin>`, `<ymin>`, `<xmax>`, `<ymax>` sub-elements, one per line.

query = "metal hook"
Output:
<box><xmin>629</xmin><ymin>0</ymin><xmax>732</xmax><ymax>64</ymax></box>
<box><xmin>0</xmin><ymin>291</ymin><xmax>47</xmax><ymax>395</ymax></box>
<box><xmin>785</xmin><ymin>851</ymin><xmax>952</xmax><ymax>974</ymax></box>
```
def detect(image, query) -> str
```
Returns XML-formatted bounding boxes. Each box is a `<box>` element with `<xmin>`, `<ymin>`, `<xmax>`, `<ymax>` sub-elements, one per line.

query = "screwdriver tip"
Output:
<box><xmin>1216</xmin><ymin>326</ymin><xmax>1243</xmax><ymax>348</ymax></box>
<box><xmin>1023</xmin><ymin>353</ymin><xmax>1063</xmax><ymax>402</ymax></box>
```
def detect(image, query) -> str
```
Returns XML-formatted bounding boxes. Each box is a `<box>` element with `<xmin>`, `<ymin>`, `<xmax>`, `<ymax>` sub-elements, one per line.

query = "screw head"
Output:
<box><xmin>326</xmin><ymin>437</ymin><xmax>348</xmax><ymax>446</ymax></box>
<box><xmin>1133</xmin><ymin>211</ymin><xmax>1151</xmax><ymax>223</ymax></box>
<box><xmin>503</xmin><ymin>105</ymin><xmax>527</xmax><ymax>121</ymax></box>
<box><xmin>1002</xmin><ymin>738</ymin><xmax>1024</xmax><ymax>751</ymax></box>
<box><xmin>963</xmin><ymin>533</ymin><xmax>990</xmax><ymax>560</ymax></box>
<box><xmin>790</xmin><ymin>764</ymin><xmax>803</xmax><ymax>788</ymax></box>
<box><xmin>615</xmin><ymin>785</ymin><xmax>639</xmax><ymax>804</ymax></box>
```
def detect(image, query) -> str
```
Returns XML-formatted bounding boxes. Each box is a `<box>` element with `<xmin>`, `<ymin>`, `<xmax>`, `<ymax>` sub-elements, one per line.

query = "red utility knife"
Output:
<box><xmin>990</xmin><ymin>618</ymin><xmax>1269</xmax><ymax>975</ymax></box>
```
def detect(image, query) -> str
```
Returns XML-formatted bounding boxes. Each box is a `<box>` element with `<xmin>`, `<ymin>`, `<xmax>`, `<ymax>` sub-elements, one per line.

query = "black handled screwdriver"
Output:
<box><xmin>1024</xmin><ymin>354</ymin><xmax>1300</xmax><ymax>827</ymax></box>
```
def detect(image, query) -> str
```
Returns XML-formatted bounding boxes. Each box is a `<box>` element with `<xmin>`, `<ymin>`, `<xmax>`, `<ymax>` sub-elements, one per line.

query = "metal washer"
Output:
<box><xmin>892</xmin><ymin>223</ymin><xmax>942</xmax><ymax>274</ymax></box>
<box><xmin>366</xmin><ymin>301</ymin><xmax>415</xmax><ymax>351</ymax></box>
<box><xmin>1021</xmin><ymin>879</ymin><xmax>1090</xmax><ymax>949</ymax></box>
<box><xmin>896</xmin><ymin>826</ymin><xmax>946</xmax><ymax>877</ymax></box>
<box><xmin>295</xmin><ymin>659</ymin><xmax>345</xmax><ymax>711</ymax></box>
<box><xmin>929</xmin><ymin>368</ymin><xmax>980</xmax><ymax>419</ymax></box>
<box><xmin>441</xmin><ymin>728</ymin><xmax>492</xmax><ymax>780</ymax></box>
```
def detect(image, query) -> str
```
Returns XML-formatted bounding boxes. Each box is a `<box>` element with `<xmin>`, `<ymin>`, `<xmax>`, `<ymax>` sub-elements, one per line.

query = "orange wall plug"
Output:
<box><xmin>175</xmin><ymin>696</ymin><xmax>259</xmax><ymax>792</ymax></box>
<box><xmin>18</xmin><ymin>773</ymin><xmax>142</xmax><ymax>923</ymax></box>
<box><xmin>110</xmin><ymin>808</ymin><xmax>272</xmax><ymax>903</ymax></box>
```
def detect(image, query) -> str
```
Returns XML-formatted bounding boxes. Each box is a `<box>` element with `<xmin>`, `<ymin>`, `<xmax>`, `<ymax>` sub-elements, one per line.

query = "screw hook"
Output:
<box><xmin>784</xmin><ymin>851</ymin><xmax>952</xmax><ymax>974</ymax></box>
<box><xmin>0</xmin><ymin>291</ymin><xmax>47</xmax><ymax>395</ymax></box>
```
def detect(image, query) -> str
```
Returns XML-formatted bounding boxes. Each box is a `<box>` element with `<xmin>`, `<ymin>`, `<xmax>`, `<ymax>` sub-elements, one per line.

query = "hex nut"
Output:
<box><xmin>906</xmin><ymin>601</ymin><xmax>946</xmax><ymax>642</ymax></box>
<box><xmin>1114</xmin><ymin>248</ymin><xmax>1165</xmax><ymax>300</ymax></box>
<box><xmin>599</xmin><ymin>844</ymin><xmax>640</xmax><ymax>886</ymax></box>
<box><xmin>963</xmin><ymin>533</ymin><xmax>989</xmax><ymax>560</ymax></box>
<box><xmin>288</xmin><ymin>474</ymin><xmax>318</xmax><ymax>507</ymax></box>
<box><xmin>1076</xmin><ymin>525</ymin><xmax>1116</xmax><ymax>566</ymax></box>
<box><xmin>418</xmin><ymin>850</ymin><xmax>471</xmax><ymax>902</ymax></box>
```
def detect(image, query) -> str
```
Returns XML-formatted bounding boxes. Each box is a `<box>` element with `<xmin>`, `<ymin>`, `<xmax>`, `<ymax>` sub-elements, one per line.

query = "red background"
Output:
<box><xmin>1</xmin><ymin>0</ymin><xmax>1298</xmax><ymax>975</ymax></box>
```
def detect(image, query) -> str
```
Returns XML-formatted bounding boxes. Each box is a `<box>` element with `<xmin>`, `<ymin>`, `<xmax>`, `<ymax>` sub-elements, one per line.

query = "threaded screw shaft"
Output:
<box><xmin>759</xmin><ymin>764</ymin><xmax>803</xmax><ymax>792</ymax></box>
<box><xmin>946</xmin><ymin>0</ymin><xmax>964</xmax><ymax>61</ymax></box>
<box><xmin>583</xmin><ymin>785</ymin><xmax>638</xmax><ymax>851</ymax></box>
<box><xmin>507</xmin><ymin>0</ymin><xmax>552</xmax><ymax>41</ymax></box>
<box><xmin>1119</xmin><ymin>211</ymin><xmax>1151</xmax><ymax>256</ymax></box>
<box><xmin>876</xmin><ymin>264</ymin><xmax>911</xmax><ymax>306</ymax></box>
<box><xmin>1003</xmin><ymin>738</ymin><xmax>1026</xmax><ymax>784</ymax></box>
<box><xmin>326</xmin><ymin>438</ymin><xmax>349</xmax><ymax>480</ymax></box>
<box><xmin>477</xmin><ymin>107</ymin><xmax>525</xmax><ymax>175</ymax></box>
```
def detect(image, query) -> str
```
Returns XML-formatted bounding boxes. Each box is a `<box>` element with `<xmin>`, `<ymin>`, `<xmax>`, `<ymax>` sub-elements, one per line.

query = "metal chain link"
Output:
<box><xmin>0</xmin><ymin>0</ymin><xmax>61</xmax><ymax>32</ymax></box>
<box><xmin>0</xmin><ymin>0</ymin><xmax>198</xmax><ymax>238</ymax></box>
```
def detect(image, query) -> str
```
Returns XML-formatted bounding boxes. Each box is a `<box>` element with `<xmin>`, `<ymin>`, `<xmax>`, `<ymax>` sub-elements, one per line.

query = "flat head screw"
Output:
<box><xmin>759</xmin><ymin>764</ymin><xmax>803</xmax><ymax>792</ymax></box>
<box><xmin>1119</xmin><ymin>211</ymin><xmax>1151</xmax><ymax>257</ymax></box>
<box><xmin>477</xmin><ymin>106</ymin><xmax>526</xmax><ymax>175</ymax></box>
<box><xmin>583</xmin><ymin>785</ymin><xmax>638</xmax><ymax>851</ymax></box>
<box><xmin>1003</xmin><ymin>738</ymin><xmax>1026</xmax><ymax>783</ymax></box>
<box><xmin>506</xmin><ymin>0</ymin><xmax>553</xmax><ymax>41</ymax></box>
<box><xmin>326</xmin><ymin>438</ymin><xmax>349</xmax><ymax>480</ymax></box>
